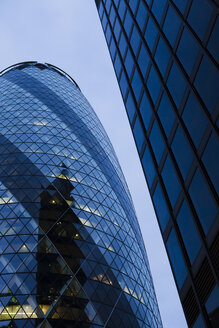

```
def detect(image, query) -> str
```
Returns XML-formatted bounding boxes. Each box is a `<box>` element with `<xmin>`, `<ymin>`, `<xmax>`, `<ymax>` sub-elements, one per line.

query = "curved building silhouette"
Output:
<box><xmin>0</xmin><ymin>62</ymin><xmax>162</xmax><ymax>328</ymax></box>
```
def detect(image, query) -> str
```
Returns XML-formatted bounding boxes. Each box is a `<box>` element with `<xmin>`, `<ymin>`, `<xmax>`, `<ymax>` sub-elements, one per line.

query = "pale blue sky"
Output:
<box><xmin>0</xmin><ymin>1</ymin><xmax>187</xmax><ymax>327</ymax></box>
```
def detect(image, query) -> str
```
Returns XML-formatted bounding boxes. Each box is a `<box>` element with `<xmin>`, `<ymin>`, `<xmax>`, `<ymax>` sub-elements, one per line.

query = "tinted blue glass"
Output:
<box><xmin>189</xmin><ymin>169</ymin><xmax>217</xmax><ymax>234</ymax></box>
<box><xmin>125</xmin><ymin>49</ymin><xmax>134</xmax><ymax>77</ymax></box>
<box><xmin>114</xmin><ymin>18</ymin><xmax>121</xmax><ymax>41</ymax></box>
<box><xmin>106</xmin><ymin>25</ymin><xmax>112</xmax><ymax>44</ymax></box>
<box><xmin>109</xmin><ymin>5</ymin><xmax>116</xmax><ymax>26</ymax></box>
<box><xmin>182</xmin><ymin>93</ymin><xmax>207</xmax><ymax>148</ymax></box>
<box><xmin>145</xmin><ymin>17</ymin><xmax>158</xmax><ymax>51</ymax></box>
<box><xmin>167</xmin><ymin>62</ymin><xmax>186</xmax><ymax>108</ymax></box>
<box><xmin>129</xmin><ymin>0</ymin><xmax>138</xmax><ymax>14</ymax></box>
<box><xmin>152</xmin><ymin>0</ymin><xmax>166</xmax><ymax>24</ymax></box>
<box><xmin>147</xmin><ymin>67</ymin><xmax>161</xmax><ymax>105</ymax></box>
<box><xmin>163</xmin><ymin>6</ymin><xmax>181</xmax><ymax>46</ymax></box>
<box><xmin>119</xmin><ymin>32</ymin><xmax>127</xmax><ymax>57</ymax></box>
<box><xmin>133</xmin><ymin>116</ymin><xmax>145</xmax><ymax>152</ymax></box>
<box><xmin>195</xmin><ymin>56</ymin><xmax>219</xmax><ymax>114</ymax></box>
<box><xmin>205</xmin><ymin>285</ymin><xmax>219</xmax><ymax>315</ymax></box>
<box><xmin>172</xmin><ymin>0</ymin><xmax>188</xmax><ymax>14</ymax></box>
<box><xmin>120</xmin><ymin>71</ymin><xmax>128</xmax><ymax>98</ymax></box>
<box><xmin>177</xmin><ymin>27</ymin><xmax>199</xmax><ymax>76</ymax></box>
<box><xmin>162</xmin><ymin>156</ymin><xmax>181</xmax><ymax>207</ymax></box>
<box><xmin>188</xmin><ymin>0</ymin><xmax>213</xmax><ymax>40</ymax></box>
<box><xmin>208</xmin><ymin>17</ymin><xmax>219</xmax><ymax>64</ymax></box>
<box><xmin>177</xmin><ymin>201</ymin><xmax>201</xmax><ymax>263</ymax></box>
<box><xmin>102</xmin><ymin>12</ymin><xmax>107</xmax><ymax>30</ymax></box>
<box><xmin>136</xmin><ymin>0</ymin><xmax>148</xmax><ymax>30</ymax></box>
<box><xmin>166</xmin><ymin>229</ymin><xmax>187</xmax><ymax>289</ymax></box>
<box><xmin>153</xmin><ymin>183</ymin><xmax>169</xmax><ymax>231</ymax></box>
<box><xmin>158</xmin><ymin>93</ymin><xmax>175</xmax><ymax>137</ymax></box>
<box><xmin>139</xmin><ymin>93</ymin><xmax>153</xmax><ymax>130</ymax></box>
<box><xmin>138</xmin><ymin>44</ymin><xmax>150</xmax><ymax>77</ymax></box>
<box><xmin>109</xmin><ymin>37</ymin><xmax>116</xmax><ymax>59</ymax></box>
<box><xmin>142</xmin><ymin>147</ymin><xmax>155</xmax><ymax>187</ymax></box>
<box><xmin>114</xmin><ymin>53</ymin><xmax>122</xmax><ymax>77</ymax></box>
<box><xmin>130</xmin><ymin>26</ymin><xmax>141</xmax><ymax>55</ymax></box>
<box><xmin>132</xmin><ymin>68</ymin><xmax>142</xmax><ymax>101</ymax></box>
<box><xmin>118</xmin><ymin>0</ymin><xmax>126</xmax><ymax>20</ymax></box>
<box><xmin>149</xmin><ymin>121</ymin><xmax>165</xmax><ymax>164</ymax></box>
<box><xmin>192</xmin><ymin>314</ymin><xmax>205</xmax><ymax>328</ymax></box>
<box><xmin>202</xmin><ymin>132</ymin><xmax>219</xmax><ymax>194</ymax></box>
<box><xmin>124</xmin><ymin>10</ymin><xmax>133</xmax><ymax>37</ymax></box>
<box><xmin>172</xmin><ymin>126</ymin><xmax>193</xmax><ymax>179</ymax></box>
<box><xmin>155</xmin><ymin>37</ymin><xmax>171</xmax><ymax>76</ymax></box>
<box><xmin>126</xmin><ymin>92</ymin><xmax>136</xmax><ymax>122</ymax></box>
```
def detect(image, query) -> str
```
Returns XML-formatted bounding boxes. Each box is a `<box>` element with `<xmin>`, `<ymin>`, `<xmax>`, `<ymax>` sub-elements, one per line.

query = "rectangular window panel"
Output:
<box><xmin>166</xmin><ymin>229</ymin><xmax>187</xmax><ymax>289</ymax></box>
<box><xmin>126</xmin><ymin>92</ymin><xmax>136</xmax><ymax>123</ymax></box>
<box><xmin>163</xmin><ymin>6</ymin><xmax>181</xmax><ymax>46</ymax></box>
<box><xmin>145</xmin><ymin>17</ymin><xmax>158</xmax><ymax>51</ymax></box>
<box><xmin>153</xmin><ymin>183</ymin><xmax>169</xmax><ymax>232</ymax></box>
<box><xmin>124</xmin><ymin>10</ymin><xmax>133</xmax><ymax>37</ymax></box>
<box><xmin>188</xmin><ymin>0</ymin><xmax>213</xmax><ymax>40</ymax></box>
<box><xmin>119</xmin><ymin>32</ymin><xmax>127</xmax><ymax>58</ymax></box>
<box><xmin>194</xmin><ymin>56</ymin><xmax>219</xmax><ymax>114</ymax></box>
<box><xmin>136</xmin><ymin>0</ymin><xmax>148</xmax><ymax>30</ymax></box>
<box><xmin>177</xmin><ymin>201</ymin><xmax>201</xmax><ymax>264</ymax></box>
<box><xmin>162</xmin><ymin>155</ymin><xmax>181</xmax><ymax>207</ymax></box>
<box><xmin>120</xmin><ymin>71</ymin><xmax>128</xmax><ymax>98</ymax></box>
<box><xmin>177</xmin><ymin>27</ymin><xmax>199</xmax><ymax>76</ymax></box>
<box><xmin>142</xmin><ymin>146</ymin><xmax>156</xmax><ymax>188</ymax></box>
<box><xmin>133</xmin><ymin>116</ymin><xmax>145</xmax><ymax>153</ymax></box>
<box><xmin>158</xmin><ymin>93</ymin><xmax>175</xmax><ymax>138</ymax></box>
<box><xmin>155</xmin><ymin>37</ymin><xmax>171</xmax><ymax>77</ymax></box>
<box><xmin>139</xmin><ymin>93</ymin><xmax>153</xmax><ymax>130</ymax></box>
<box><xmin>125</xmin><ymin>49</ymin><xmax>134</xmax><ymax>78</ymax></box>
<box><xmin>138</xmin><ymin>43</ymin><xmax>150</xmax><ymax>78</ymax></box>
<box><xmin>171</xmin><ymin>126</ymin><xmax>193</xmax><ymax>180</ymax></box>
<box><xmin>132</xmin><ymin>68</ymin><xmax>142</xmax><ymax>102</ymax></box>
<box><xmin>202</xmin><ymin>132</ymin><xmax>219</xmax><ymax>194</ymax></box>
<box><xmin>147</xmin><ymin>67</ymin><xmax>161</xmax><ymax>105</ymax></box>
<box><xmin>167</xmin><ymin>62</ymin><xmax>186</xmax><ymax>109</ymax></box>
<box><xmin>189</xmin><ymin>168</ymin><xmax>217</xmax><ymax>234</ymax></box>
<box><xmin>182</xmin><ymin>93</ymin><xmax>207</xmax><ymax>148</ymax></box>
<box><xmin>149</xmin><ymin>121</ymin><xmax>165</xmax><ymax>165</ymax></box>
<box><xmin>130</xmin><ymin>26</ymin><xmax>141</xmax><ymax>55</ymax></box>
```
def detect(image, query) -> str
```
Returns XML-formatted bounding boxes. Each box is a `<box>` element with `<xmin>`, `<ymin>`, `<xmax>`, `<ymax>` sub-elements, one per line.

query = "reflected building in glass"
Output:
<box><xmin>0</xmin><ymin>62</ymin><xmax>162</xmax><ymax>328</ymax></box>
<box><xmin>95</xmin><ymin>0</ymin><xmax>219</xmax><ymax>327</ymax></box>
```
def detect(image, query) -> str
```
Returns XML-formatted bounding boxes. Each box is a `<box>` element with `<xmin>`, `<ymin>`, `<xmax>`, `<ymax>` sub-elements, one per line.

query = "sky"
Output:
<box><xmin>0</xmin><ymin>1</ymin><xmax>187</xmax><ymax>327</ymax></box>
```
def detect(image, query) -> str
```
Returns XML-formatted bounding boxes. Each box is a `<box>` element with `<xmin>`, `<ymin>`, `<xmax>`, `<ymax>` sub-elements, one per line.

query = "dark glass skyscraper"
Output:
<box><xmin>95</xmin><ymin>1</ymin><xmax>219</xmax><ymax>327</ymax></box>
<box><xmin>0</xmin><ymin>62</ymin><xmax>162</xmax><ymax>328</ymax></box>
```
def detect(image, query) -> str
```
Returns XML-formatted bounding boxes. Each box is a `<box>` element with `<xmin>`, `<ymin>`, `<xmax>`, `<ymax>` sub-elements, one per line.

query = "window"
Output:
<box><xmin>136</xmin><ymin>1</ymin><xmax>148</xmax><ymax>30</ymax></box>
<box><xmin>138</xmin><ymin>44</ymin><xmax>150</xmax><ymax>77</ymax></box>
<box><xmin>163</xmin><ymin>6</ymin><xmax>181</xmax><ymax>46</ymax></box>
<box><xmin>114</xmin><ymin>53</ymin><xmax>122</xmax><ymax>78</ymax></box>
<box><xmin>147</xmin><ymin>67</ymin><xmax>161</xmax><ymax>105</ymax></box>
<box><xmin>106</xmin><ymin>24</ymin><xmax>112</xmax><ymax>44</ymax></box>
<box><xmin>155</xmin><ymin>37</ymin><xmax>171</xmax><ymax>77</ymax></box>
<box><xmin>118</xmin><ymin>0</ymin><xmax>126</xmax><ymax>21</ymax></box>
<box><xmin>188</xmin><ymin>0</ymin><xmax>213</xmax><ymax>40</ymax></box>
<box><xmin>125</xmin><ymin>49</ymin><xmax>134</xmax><ymax>78</ymax></box>
<box><xmin>126</xmin><ymin>92</ymin><xmax>136</xmax><ymax>123</ymax></box>
<box><xmin>182</xmin><ymin>93</ymin><xmax>207</xmax><ymax>148</ymax></box>
<box><xmin>139</xmin><ymin>93</ymin><xmax>153</xmax><ymax>130</ymax></box>
<box><xmin>119</xmin><ymin>32</ymin><xmax>127</xmax><ymax>58</ymax></box>
<box><xmin>114</xmin><ymin>18</ymin><xmax>121</xmax><ymax>41</ymax></box>
<box><xmin>172</xmin><ymin>0</ymin><xmax>188</xmax><ymax>14</ymax></box>
<box><xmin>109</xmin><ymin>37</ymin><xmax>116</xmax><ymax>60</ymax></box>
<box><xmin>158</xmin><ymin>92</ymin><xmax>175</xmax><ymax>138</ymax></box>
<box><xmin>202</xmin><ymin>132</ymin><xmax>219</xmax><ymax>194</ymax></box>
<box><xmin>177</xmin><ymin>27</ymin><xmax>199</xmax><ymax>76</ymax></box>
<box><xmin>194</xmin><ymin>56</ymin><xmax>219</xmax><ymax>114</ymax></box>
<box><xmin>129</xmin><ymin>0</ymin><xmax>138</xmax><ymax>14</ymax></box>
<box><xmin>189</xmin><ymin>169</ymin><xmax>217</xmax><ymax>234</ymax></box>
<box><xmin>205</xmin><ymin>285</ymin><xmax>219</xmax><ymax>321</ymax></box>
<box><xmin>109</xmin><ymin>5</ymin><xmax>116</xmax><ymax>26</ymax></box>
<box><xmin>149</xmin><ymin>121</ymin><xmax>165</xmax><ymax>165</ymax></box>
<box><xmin>132</xmin><ymin>69</ymin><xmax>142</xmax><ymax>101</ymax></box>
<box><xmin>145</xmin><ymin>17</ymin><xmax>158</xmax><ymax>51</ymax></box>
<box><xmin>208</xmin><ymin>16</ymin><xmax>219</xmax><ymax>64</ymax></box>
<box><xmin>124</xmin><ymin>10</ymin><xmax>133</xmax><ymax>37</ymax></box>
<box><xmin>133</xmin><ymin>116</ymin><xmax>145</xmax><ymax>153</ymax></box>
<box><xmin>152</xmin><ymin>0</ymin><xmax>166</xmax><ymax>24</ymax></box>
<box><xmin>120</xmin><ymin>71</ymin><xmax>128</xmax><ymax>98</ymax></box>
<box><xmin>166</xmin><ymin>229</ymin><xmax>187</xmax><ymax>289</ymax></box>
<box><xmin>177</xmin><ymin>201</ymin><xmax>201</xmax><ymax>263</ymax></box>
<box><xmin>162</xmin><ymin>155</ymin><xmax>181</xmax><ymax>207</ymax></box>
<box><xmin>167</xmin><ymin>62</ymin><xmax>186</xmax><ymax>108</ymax></box>
<box><xmin>130</xmin><ymin>26</ymin><xmax>141</xmax><ymax>55</ymax></box>
<box><xmin>142</xmin><ymin>147</ymin><xmax>155</xmax><ymax>187</ymax></box>
<box><xmin>172</xmin><ymin>126</ymin><xmax>193</xmax><ymax>179</ymax></box>
<box><xmin>153</xmin><ymin>183</ymin><xmax>169</xmax><ymax>232</ymax></box>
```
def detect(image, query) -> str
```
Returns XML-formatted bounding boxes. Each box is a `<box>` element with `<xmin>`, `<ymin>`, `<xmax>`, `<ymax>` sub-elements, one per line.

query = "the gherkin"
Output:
<box><xmin>0</xmin><ymin>62</ymin><xmax>162</xmax><ymax>328</ymax></box>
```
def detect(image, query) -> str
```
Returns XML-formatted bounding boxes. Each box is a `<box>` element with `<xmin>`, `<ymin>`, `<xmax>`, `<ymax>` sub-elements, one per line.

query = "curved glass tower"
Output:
<box><xmin>0</xmin><ymin>62</ymin><xmax>162</xmax><ymax>328</ymax></box>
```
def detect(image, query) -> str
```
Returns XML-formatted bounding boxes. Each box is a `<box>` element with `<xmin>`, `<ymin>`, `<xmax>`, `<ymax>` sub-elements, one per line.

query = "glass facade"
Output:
<box><xmin>0</xmin><ymin>62</ymin><xmax>162</xmax><ymax>328</ymax></box>
<box><xmin>95</xmin><ymin>0</ymin><xmax>219</xmax><ymax>327</ymax></box>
